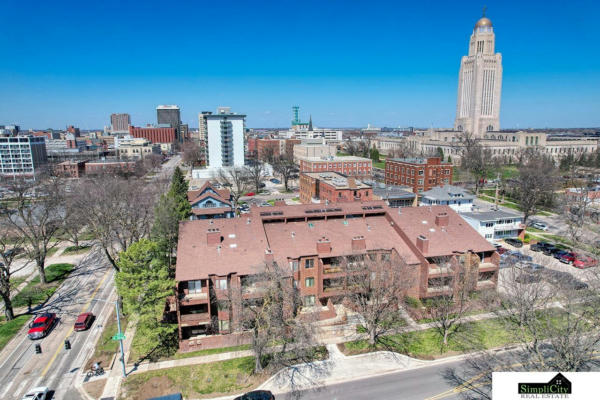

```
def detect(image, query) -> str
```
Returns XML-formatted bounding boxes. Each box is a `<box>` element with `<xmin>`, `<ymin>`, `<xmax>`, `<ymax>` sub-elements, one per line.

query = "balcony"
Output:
<box><xmin>179</xmin><ymin>292</ymin><xmax>208</xmax><ymax>305</ymax></box>
<box><xmin>323</xmin><ymin>265</ymin><xmax>343</xmax><ymax>274</ymax></box>
<box><xmin>180</xmin><ymin>312</ymin><xmax>211</xmax><ymax>325</ymax></box>
<box><xmin>428</xmin><ymin>263</ymin><xmax>453</xmax><ymax>276</ymax></box>
<box><xmin>479</xmin><ymin>262</ymin><xmax>497</xmax><ymax>270</ymax></box>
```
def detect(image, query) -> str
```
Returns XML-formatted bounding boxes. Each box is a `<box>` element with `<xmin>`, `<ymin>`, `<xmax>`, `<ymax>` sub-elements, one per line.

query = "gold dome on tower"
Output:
<box><xmin>474</xmin><ymin>17</ymin><xmax>493</xmax><ymax>29</ymax></box>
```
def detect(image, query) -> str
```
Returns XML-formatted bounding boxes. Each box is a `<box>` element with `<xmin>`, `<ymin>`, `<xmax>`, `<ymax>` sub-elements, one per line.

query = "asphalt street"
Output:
<box><xmin>0</xmin><ymin>248</ymin><xmax>115</xmax><ymax>400</ymax></box>
<box><xmin>294</xmin><ymin>358</ymin><xmax>468</xmax><ymax>400</ymax></box>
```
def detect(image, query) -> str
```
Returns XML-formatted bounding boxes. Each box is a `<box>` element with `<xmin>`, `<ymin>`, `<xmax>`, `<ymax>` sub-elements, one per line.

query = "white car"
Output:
<box><xmin>21</xmin><ymin>387</ymin><xmax>49</xmax><ymax>400</ymax></box>
<box><xmin>531</xmin><ymin>222</ymin><xmax>548</xmax><ymax>231</ymax></box>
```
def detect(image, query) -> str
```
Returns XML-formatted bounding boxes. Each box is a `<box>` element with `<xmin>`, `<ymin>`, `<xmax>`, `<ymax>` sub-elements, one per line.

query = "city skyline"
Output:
<box><xmin>1</xmin><ymin>0</ymin><xmax>599</xmax><ymax>129</ymax></box>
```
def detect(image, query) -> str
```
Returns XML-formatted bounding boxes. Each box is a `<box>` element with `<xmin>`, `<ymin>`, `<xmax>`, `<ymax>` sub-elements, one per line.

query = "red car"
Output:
<box><xmin>245</xmin><ymin>192</ymin><xmax>255</xmax><ymax>197</ymax></box>
<box><xmin>74</xmin><ymin>312</ymin><xmax>94</xmax><ymax>331</ymax></box>
<box><xmin>28</xmin><ymin>313</ymin><xmax>56</xmax><ymax>340</ymax></box>
<box><xmin>573</xmin><ymin>256</ymin><xmax>598</xmax><ymax>269</ymax></box>
<box><xmin>559</xmin><ymin>252</ymin><xmax>577</xmax><ymax>264</ymax></box>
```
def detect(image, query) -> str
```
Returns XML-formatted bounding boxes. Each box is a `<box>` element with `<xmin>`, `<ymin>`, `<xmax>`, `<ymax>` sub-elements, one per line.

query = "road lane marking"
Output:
<box><xmin>39</xmin><ymin>267</ymin><xmax>112</xmax><ymax>378</ymax></box>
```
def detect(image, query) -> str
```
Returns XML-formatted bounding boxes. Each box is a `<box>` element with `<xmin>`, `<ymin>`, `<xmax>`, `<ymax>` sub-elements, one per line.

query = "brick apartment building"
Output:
<box><xmin>129</xmin><ymin>126</ymin><xmax>176</xmax><ymax>144</ymax></box>
<box><xmin>54</xmin><ymin>160</ymin><xmax>87</xmax><ymax>178</ymax></box>
<box><xmin>248</xmin><ymin>138</ymin><xmax>301</xmax><ymax>160</ymax></box>
<box><xmin>385</xmin><ymin>157</ymin><xmax>452</xmax><ymax>193</ymax></box>
<box><xmin>298</xmin><ymin>156</ymin><xmax>372</xmax><ymax>178</ymax></box>
<box><xmin>174</xmin><ymin>202</ymin><xmax>498</xmax><ymax>351</ymax></box>
<box><xmin>299</xmin><ymin>172</ymin><xmax>373</xmax><ymax>204</ymax></box>
<box><xmin>84</xmin><ymin>160</ymin><xmax>136</xmax><ymax>175</ymax></box>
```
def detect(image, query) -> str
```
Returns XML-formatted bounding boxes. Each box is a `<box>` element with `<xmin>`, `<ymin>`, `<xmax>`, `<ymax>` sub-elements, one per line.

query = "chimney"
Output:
<box><xmin>207</xmin><ymin>228</ymin><xmax>221</xmax><ymax>246</ymax></box>
<box><xmin>351</xmin><ymin>235</ymin><xmax>366</xmax><ymax>252</ymax></box>
<box><xmin>416</xmin><ymin>235</ymin><xmax>429</xmax><ymax>253</ymax></box>
<box><xmin>265</xmin><ymin>248</ymin><xmax>274</xmax><ymax>263</ymax></box>
<box><xmin>317</xmin><ymin>236</ymin><xmax>331</xmax><ymax>254</ymax></box>
<box><xmin>435</xmin><ymin>212</ymin><xmax>449</xmax><ymax>227</ymax></box>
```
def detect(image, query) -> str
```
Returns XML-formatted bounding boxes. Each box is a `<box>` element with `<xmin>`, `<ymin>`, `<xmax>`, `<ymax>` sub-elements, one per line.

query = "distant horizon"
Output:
<box><xmin>1</xmin><ymin>0</ymin><xmax>599</xmax><ymax>129</ymax></box>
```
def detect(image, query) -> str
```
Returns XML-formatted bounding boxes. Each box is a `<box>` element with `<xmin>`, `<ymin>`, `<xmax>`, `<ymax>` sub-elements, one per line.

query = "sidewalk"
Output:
<box><xmin>99</xmin><ymin>319</ymin><xmax>137</xmax><ymax>399</ymax></box>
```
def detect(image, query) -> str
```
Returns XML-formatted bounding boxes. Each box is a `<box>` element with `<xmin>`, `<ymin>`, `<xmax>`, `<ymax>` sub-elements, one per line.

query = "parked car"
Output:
<box><xmin>542</xmin><ymin>270</ymin><xmax>588</xmax><ymax>290</ymax></box>
<box><xmin>21</xmin><ymin>387</ymin><xmax>49</xmax><ymax>400</ymax></box>
<box><xmin>245</xmin><ymin>192</ymin><xmax>255</xmax><ymax>197</ymax></box>
<box><xmin>531</xmin><ymin>222</ymin><xmax>549</xmax><ymax>231</ymax></box>
<box><xmin>74</xmin><ymin>312</ymin><xmax>94</xmax><ymax>331</ymax></box>
<box><xmin>504</xmin><ymin>238</ymin><xmax>523</xmax><ymax>248</ymax></box>
<box><xmin>28</xmin><ymin>313</ymin><xmax>56</xmax><ymax>340</ymax></box>
<box><xmin>270</xmin><ymin>178</ymin><xmax>281</xmax><ymax>184</ymax></box>
<box><xmin>496</xmin><ymin>246</ymin><xmax>509</xmax><ymax>255</ymax></box>
<box><xmin>530</xmin><ymin>242</ymin><xmax>549</xmax><ymax>252</ymax></box>
<box><xmin>542</xmin><ymin>245</ymin><xmax>558</xmax><ymax>256</ymax></box>
<box><xmin>573</xmin><ymin>255</ymin><xmax>598</xmax><ymax>269</ymax></box>
<box><xmin>234</xmin><ymin>390</ymin><xmax>275</xmax><ymax>400</ymax></box>
<box><xmin>559</xmin><ymin>252</ymin><xmax>577</xmax><ymax>265</ymax></box>
<box><xmin>553</xmin><ymin>250</ymin><xmax>571</xmax><ymax>260</ymax></box>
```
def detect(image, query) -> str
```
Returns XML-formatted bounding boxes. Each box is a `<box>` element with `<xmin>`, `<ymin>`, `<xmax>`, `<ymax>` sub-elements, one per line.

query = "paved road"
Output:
<box><xmin>295</xmin><ymin>358</ymin><xmax>467</xmax><ymax>400</ymax></box>
<box><xmin>0</xmin><ymin>247</ymin><xmax>115</xmax><ymax>400</ymax></box>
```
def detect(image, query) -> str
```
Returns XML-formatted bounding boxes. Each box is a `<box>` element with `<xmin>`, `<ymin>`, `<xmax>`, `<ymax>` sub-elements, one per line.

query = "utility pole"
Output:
<box><xmin>494</xmin><ymin>172</ymin><xmax>500</xmax><ymax>210</ymax></box>
<box><xmin>115</xmin><ymin>300</ymin><xmax>127</xmax><ymax>378</ymax></box>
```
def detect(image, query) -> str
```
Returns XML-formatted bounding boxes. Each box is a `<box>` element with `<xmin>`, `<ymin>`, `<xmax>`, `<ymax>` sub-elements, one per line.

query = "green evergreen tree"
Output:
<box><xmin>151</xmin><ymin>193</ymin><xmax>181</xmax><ymax>268</ymax></box>
<box><xmin>168</xmin><ymin>167</ymin><xmax>191</xmax><ymax>220</ymax></box>
<box><xmin>116</xmin><ymin>239</ymin><xmax>177</xmax><ymax>359</ymax></box>
<box><xmin>437</xmin><ymin>147</ymin><xmax>444</xmax><ymax>160</ymax></box>
<box><xmin>447</xmin><ymin>155</ymin><xmax>452</xmax><ymax>163</ymax></box>
<box><xmin>370</xmin><ymin>148</ymin><xmax>380</xmax><ymax>162</ymax></box>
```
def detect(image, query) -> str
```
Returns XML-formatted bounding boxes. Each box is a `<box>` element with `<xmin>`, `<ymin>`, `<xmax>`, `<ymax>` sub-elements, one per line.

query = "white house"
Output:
<box><xmin>460</xmin><ymin>209</ymin><xmax>524</xmax><ymax>242</ymax></box>
<box><xmin>419</xmin><ymin>185</ymin><xmax>475</xmax><ymax>213</ymax></box>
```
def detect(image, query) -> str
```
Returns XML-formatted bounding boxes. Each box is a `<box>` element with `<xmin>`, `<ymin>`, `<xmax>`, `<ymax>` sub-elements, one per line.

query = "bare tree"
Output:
<box><xmin>561</xmin><ymin>169</ymin><xmax>599</xmax><ymax>244</ymax></box>
<box><xmin>273</xmin><ymin>153</ymin><xmax>298</xmax><ymax>192</ymax></box>
<box><xmin>260</xmin><ymin>144</ymin><xmax>276</xmax><ymax>164</ymax></box>
<box><xmin>513</xmin><ymin>149</ymin><xmax>557</xmax><ymax>225</ymax></box>
<box><xmin>244</xmin><ymin>159</ymin><xmax>266</xmax><ymax>194</ymax></box>
<box><xmin>74</xmin><ymin>175</ymin><xmax>156</xmax><ymax>271</ymax></box>
<box><xmin>443</xmin><ymin>254</ymin><xmax>600</xmax><ymax>399</ymax></box>
<box><xmin>425</xmin><ymin>256</ymin><xmax>476</xmax><ymax>347</ymax></box>
<box><xmin>214</xmin><ymin>167</ymin><xmax>250</xmax><ymax>212</ymax></box>
<box><xmin>454</xmin><ymin>131</ymin><xmax>493</xmax><ymax>194</ymax></box>
<box><xmin>344</xmin><ymin>253</ymin><xmax>414</xmax><ymax>346</ymax></box>
<box><xmin>182</xmin><ymin>141</ymin><xmax>203</xmax><ymax>169</ymax></box>
<box><xmin>61</xmin><ymin>182</ymin><xmax>88</xmax><ymax>249</ymax></box>
<box><xmin>0</xmin><ymin>219</ymin><xmax>30</xmax><ymax>320</ymax></box>
<box><xmin>3</xmin><ymin>175</ymin><xmax>64</xmax><ymax>284</ymax></box>
<box><xmin>143</xmin><ymin>153</ymin><xmax>164</xmax><ymax>172</ymax></box>
<box><xmin>230</xmin><ymin>262</ymin><xmax>319</xmax><ymax>374</ymax></box>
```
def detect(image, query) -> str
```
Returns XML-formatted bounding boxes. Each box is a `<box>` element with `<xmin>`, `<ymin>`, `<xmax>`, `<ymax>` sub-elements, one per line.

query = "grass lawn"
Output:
<box><xmin>10</xmin><ymin>276</ymin><xmax>26</xmax><ymax>290</ymax></box>
<box><xmin>122</xmin><ymin>357</ymin><xmax>260</xmax><ymax>400</ymax></box>
<box><xmin>88</xmin><ymin>308</ymin><xmax>128</xmax><ymax>370</ymax></box>
<box><xmin>11</xmin><ymin>263</ymin><xmax>74</xmax><ymax>308</ymax></box>
<box><xmin>526</xmin><ymin>227</ymin><xmax>545</xmax><ymax>233</ymax></box>
<box><xmin>291</xmin><ymin>197</ymin><xmax>300</xmax><ymax>202</ymax></box>
<box><xmin>0</xmin><ymin>315</ymin><xmax>32</xmax><ymax>351</ymax></box>
<box><xmin>62</xmin><ymin>244</ymin><xmax>92</xmax><ymax>255</ymax></box>
<box><xmin>373</xmin><ymin>161</ymin><xmax>385</xmax><ymax>169</ymax></box>
<box><xmin>266</xmin><ymin>199</ymin><xmax>275</xmax><ymax>205</ymax></box>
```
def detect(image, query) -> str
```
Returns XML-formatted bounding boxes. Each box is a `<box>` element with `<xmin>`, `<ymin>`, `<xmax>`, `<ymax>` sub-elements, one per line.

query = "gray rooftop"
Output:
<box><xmin>420</xmin><ymin>185</ymin><xmax>475</xmax><ymax>201</ymax></box>
<box><xmin>461</xmin><ymin>209</ymin><xmax>523</xmax><ymax>221</ymax></box>
<box><xmin>367</xmin><ymin>182</ymin><xmax>416</xmax><ymax>200</ymax></box>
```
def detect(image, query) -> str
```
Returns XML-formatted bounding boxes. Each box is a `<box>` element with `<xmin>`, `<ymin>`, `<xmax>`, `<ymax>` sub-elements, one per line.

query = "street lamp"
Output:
<box><xmin>93</xmin><ymin>297</ymin><xmax>127</xmax><ymax>378</ymax></box>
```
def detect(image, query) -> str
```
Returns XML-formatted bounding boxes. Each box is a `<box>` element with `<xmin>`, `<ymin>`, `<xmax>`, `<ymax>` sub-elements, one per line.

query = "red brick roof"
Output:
<box><xmin>388</xmin><ymin>205</ymin><xmax>494</xmax><ymax>257</ymax></box>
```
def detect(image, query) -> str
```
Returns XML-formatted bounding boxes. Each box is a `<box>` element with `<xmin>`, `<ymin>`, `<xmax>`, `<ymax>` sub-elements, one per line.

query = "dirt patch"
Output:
<box><xmin>126</xmin><ymin>375</ymin><xmax>174</xmax><ymax>400</ymax></box>
<box><xmin>84</xmin><ymin>378</ymin><xmax>107</xmax><ymax>399</ymax></box>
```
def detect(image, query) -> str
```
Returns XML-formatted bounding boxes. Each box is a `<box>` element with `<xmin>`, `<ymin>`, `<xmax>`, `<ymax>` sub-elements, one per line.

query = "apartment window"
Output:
<box><xmin>418</xmin><ymin>170</ymin><xmax>424</xmax><ymax>175</ymax></box>
<box><xmin>485</xmin><ymin>234</ymin><xmax>493</xmax><ymax>239</ymax></box>
<box><xmin>218</xmin><ymin>320</ymin><xmax>230</xmax><ymax>331</ymax></box>
<box><xmin>293</xmin><ymin>280</ymin><xmax>298</xmax><ymax>288</ymax></box>
<box><xmin>216</xmin><ymin>278</ymin><xmax>228</xmax><ymax>290</ymax></box>
<box><xmin>304</xmin><ymin>295</ymin><xmax>316</xmax><ymax>306</ymax></box>
<box><xmin>188</xmin><ymin>280</ymin><xmax>203</xmax><ymax>294</ymax></box>
<box><xmin>290</xmin><ymin>260</ymin><xmax>299</xmax><ymax>271</ymax></box>
<box><xmin>381</xmin><ymin>253</ymin><xmax>390</xmax><ymax>261</ymax></box>
<box><xmin>418</xmin><ymin>179</ymin><xmax>424</xmax><ymax>185</ymax></box>
<box><xmin>305</xmin><ymin>277</ymin><xmax>315</xmax><ymax>287</ymax></box>
<box><xmin>305</xmin><ymin>259</ymin><xmax>314</xmax><ymax>269</ymax></box>
<box><xmin>485</xmin><ymin>222</ymin><xmax>494</xmax><ymax>228</ymax></box>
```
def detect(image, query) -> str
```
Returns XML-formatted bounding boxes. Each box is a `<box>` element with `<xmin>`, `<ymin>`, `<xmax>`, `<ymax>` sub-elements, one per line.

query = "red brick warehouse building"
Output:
<box><xmin>298</xmin><ymin>156</ymin><xmax>373</xmax><ymax>178</ymax></box>
<box><xmin>385</xmin><ymin>157</ymin><xmax>453</xmax><ymax>193</ymax></box>
<box><xmin>299</xmin><ymin>172</ymin><xmax>373</xmax><ymax>204</ymax></box>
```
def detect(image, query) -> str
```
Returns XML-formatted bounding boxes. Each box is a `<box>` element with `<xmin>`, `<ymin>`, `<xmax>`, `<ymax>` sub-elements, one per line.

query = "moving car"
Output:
<box><xmin>21</xmin><ymin>387</ymin><xmax>49</xmax><ymax>400</ymax></box>
<box><xmin>573</xmin><ymin>255</ymin><xmax>598</xmax><ymax>269</ymax></box>
<box><xmin>245</xmin><ymin>192</ymin><xmax>255</xmax><ymax>197</ymax></box>
<box><xmin>74</xmin><ymin>312</ymin><xmax>94</xmax><ymax>331</ymax></box>
<box><xmin>28</xmin><ymin>313</ymin><xmax>56</xmax><ymax>340</ymax></box>
<box><xmin>504</xmin><ymin>238</ymin><xmax>523</xmax><ymax>248</ymax></box>
<box><xmin>234</xmin><ymin>390</ymin><xmax>275</xmax><ymax>400</ymax></box>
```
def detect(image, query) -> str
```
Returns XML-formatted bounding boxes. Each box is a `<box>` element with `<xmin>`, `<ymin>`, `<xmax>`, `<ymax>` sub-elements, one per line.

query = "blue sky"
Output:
<box><xmin>1</xmin><ymin>0</ymin><xmax>599</xmax><ymax>129</ymax></box>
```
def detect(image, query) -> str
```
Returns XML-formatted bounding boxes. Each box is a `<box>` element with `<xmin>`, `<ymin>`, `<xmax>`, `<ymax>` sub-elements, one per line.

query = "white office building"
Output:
<box><xmin>0</xmin><ymin>135</ymin><xmax>48</xmax><ymax>177</ymax></box>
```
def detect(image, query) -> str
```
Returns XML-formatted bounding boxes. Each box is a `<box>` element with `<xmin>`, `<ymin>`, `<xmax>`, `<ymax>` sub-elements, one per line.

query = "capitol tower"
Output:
<box><xmin>454</xmin><ymin>10</ymin><xmax>503</xmax><ymax>136</ymax></box>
